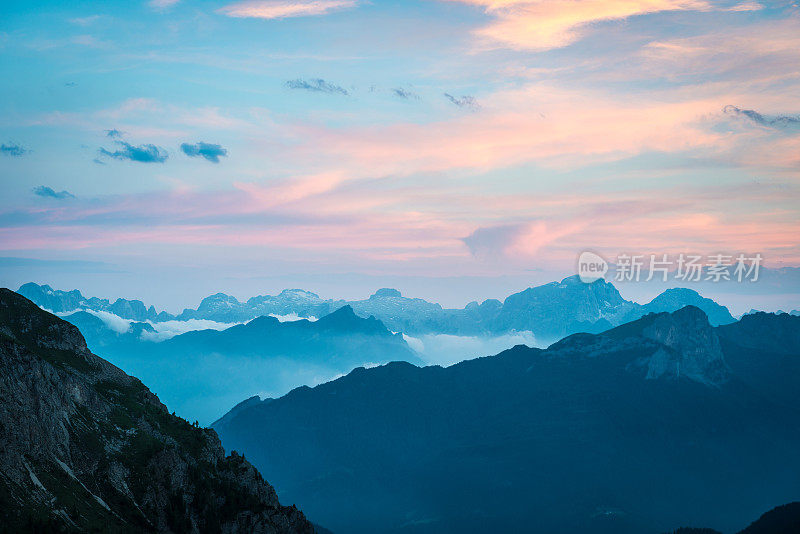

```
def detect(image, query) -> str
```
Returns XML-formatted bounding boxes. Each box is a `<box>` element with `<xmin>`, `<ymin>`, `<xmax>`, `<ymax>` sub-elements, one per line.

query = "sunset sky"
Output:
<box><xmin>1</xmin><ymin>0</ymin><xmax>799</xmax><ymax>310</ymax></box>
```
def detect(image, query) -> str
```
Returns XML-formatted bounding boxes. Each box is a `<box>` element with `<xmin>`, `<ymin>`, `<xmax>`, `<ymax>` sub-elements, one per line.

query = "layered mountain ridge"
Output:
<box><xmin>61</xmin><ymin>303</ymin><xmax>419</xmax><ymax>424</ymax></box>
<box><xmin>213</xmin><ymin>306</ymin><xmax>800</xmax><ymax>534</ymax></box>
<box><xmin>19</xmin><ymin>276</ymin><xmax>737</xmax><ymax>343</ymax></box>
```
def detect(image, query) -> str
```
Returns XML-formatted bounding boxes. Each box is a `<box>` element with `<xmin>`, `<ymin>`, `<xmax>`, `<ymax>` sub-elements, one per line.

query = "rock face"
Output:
<box><xmin>636</xmin><ymin>306</ymin><xmax>729</xmax><ymax>385</ymax></box>
<box><xmin>0</xmin><ymin>288</ymin><xmax>314</xmax><ymax>533</ymax></box>
<box><xmin>214</xmin><ymin>307</ymin><xmax>800</xmax><ymax>534</ymax></box>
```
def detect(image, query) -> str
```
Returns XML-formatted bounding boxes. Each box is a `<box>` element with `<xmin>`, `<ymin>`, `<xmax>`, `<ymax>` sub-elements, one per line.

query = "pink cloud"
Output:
<box><xmin>219</xmin><ymin>0</ymin><xmax>357</xmax><ymax>19</ymax></box>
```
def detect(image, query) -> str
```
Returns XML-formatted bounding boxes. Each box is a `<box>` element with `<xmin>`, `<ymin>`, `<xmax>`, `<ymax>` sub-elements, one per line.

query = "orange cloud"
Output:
<box><xmin>446</xmin><ymin>0</ymin><xmax>714</xmax><ymax>50</ymax></box>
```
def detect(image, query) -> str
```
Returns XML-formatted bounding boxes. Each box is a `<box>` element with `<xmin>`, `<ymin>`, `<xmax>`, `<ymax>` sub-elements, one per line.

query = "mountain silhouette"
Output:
<box><xmin>214</xmin><ymin>307</ymin><xmax>800</xmax><ymax>534</ymax></box>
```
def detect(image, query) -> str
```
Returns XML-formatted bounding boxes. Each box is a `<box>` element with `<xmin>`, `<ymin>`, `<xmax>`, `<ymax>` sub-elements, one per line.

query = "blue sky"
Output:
<box><xmin>1</xmin><ymin>0</ymin><xmax>799</xmax><ymax>310</ymax></box>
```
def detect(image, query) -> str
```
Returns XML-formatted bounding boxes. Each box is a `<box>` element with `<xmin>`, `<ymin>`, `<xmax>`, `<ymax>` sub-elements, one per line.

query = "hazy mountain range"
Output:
<box><xmin>14</xmin><ymin>277</ymin><xmax>744</xmax><ymax>424</ymax></box>
<box><xmin>0</xmin><ymin>288</ymin><xmax>313</xmax><ymax>533</ymax></box>
<box><xmin>62</xmin><ymin>305</ymin><xmax>419</xmax><ymax>424</ymax></box>
<box><xmin>213</xmin><ymin>307</ymin><xmax>800</xmax><ymax>534</ymax></box>
<box><xmin>19</xmin><ymin>276</ymin><xmax>737</xmax><ymax>345</ymax></box>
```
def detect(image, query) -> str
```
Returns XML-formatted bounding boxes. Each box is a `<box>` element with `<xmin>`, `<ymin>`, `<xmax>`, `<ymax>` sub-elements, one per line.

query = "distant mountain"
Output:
<box><xmin>17</xmin><ymin>282</ymin><xmax>174</xmax><ymax>322</ymax></box>
<box><xmin>177</xmin><ymin>289</ymin><xmax>337</xmax><ymax>323</ymax></box>
<box><xmin>0</xmin><ymin>288</ymin><xmax>313</xmax><ymax>533</ymax></box>
<box><xmin>71</xmin><ymin>305</ymin><xmax>420</xmax><ymax>424</ymax></box>
<box><xmin>214</xmin><ymin>307</ymin><xmax>800</xmax><ymax>534</ymax></box>
<box><xmin>63</xmin><ymin>310</ymin><xmax>156</xmax><ymax>349</ymax></box>
<box><xmin>19</xmin><ymin>277</ymin><xmax>738</xmax><ymax>344</ymax></box>
<box><xmin>621</xmin><ymin>287</ymin><xmax>735</xmax><ymax>326</ymax></box>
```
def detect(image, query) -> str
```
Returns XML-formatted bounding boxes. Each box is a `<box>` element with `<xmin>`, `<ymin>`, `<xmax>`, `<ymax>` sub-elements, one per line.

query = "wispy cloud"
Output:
<box><xmin>723</xmin><ymin>105</ymin><xmax>800</xmax><ymax>128</ymax></box>
<box><xmin>392</xmin><ymin>88</ymin><xmax>419</xmax><ymax>100</ymax></box>
<box><xmin>181</xmin><ymin>142</ymin><xmax>229</xmax><ymax>163</ymax></box>
<box><xmin>32</xmin><ymin>186</ymin><xmax>75</xmax><ymax>200</ymax></box>
<box><xmin>69</xmin><ymin>15</ymin><xmax>101</xmax><ymax>26</ymax></box>
<box><xmin>105</xmin><ymin>128</ymin><xmax>124</xmax><ymax>138</ymax></box>
<box><xmin>444</xmin><ymin>93</ymin><xmax>480</xmax><ymax>110</ymax></box>
<box><xmin>99</xmin><ymin>141</ymin><xmax>169</xmax><ymax>163</ymax></box>
<box><xmin>285</xmin><ymin>78</ymin><xmax>349</xmax><ymax>95</ymax></box>
<box><xmin>463</xmin><ymin>221</ymin><xmax>582</xmax><ymax>258</ymax></box>
<box><xmin>1</xmin><ymin>143</ymin><xmax>28</xmax><ymax>157</ymax></box>
<box><xmin>219</xmin><ymin>0</ymin><xmax>356</xmax><ymax>19</ymax></box>
<box><xmin>149</xmin><ymin>0</ymin><xmax>181</xmax><ymax>9</ymax></box>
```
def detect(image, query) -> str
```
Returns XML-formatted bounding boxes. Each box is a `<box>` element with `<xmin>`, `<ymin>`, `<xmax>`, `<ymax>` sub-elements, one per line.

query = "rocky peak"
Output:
<box><xmin>278</xmin><ymin>288</ymin><xmax>321</xmax><ymax>299</ymax></box>
<box><xmin>0</xmin><ymin>288</ymin><xmax>88</xmax><ymax>353</ymax></box>
<box><xmin>197</xmin><ymin>292</ymin><xmax>240</xmax><ymax>310</ymax></box>
<box><xmin>370</xmin><ymin>288</ymin><xmax>402</xmax><ymax>299</ymax></box>
<box><xmin>640</xmin><ymin>306</ymin><xmax>730</xmax><ymax>385</ymax></box>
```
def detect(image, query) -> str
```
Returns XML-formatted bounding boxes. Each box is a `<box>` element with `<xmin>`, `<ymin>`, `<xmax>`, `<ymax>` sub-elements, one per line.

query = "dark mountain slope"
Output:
<box><xmin>0</xmin><ymin>288</ymin><xmax>313</xmax><ymax>533</ymax></box>
<box><xmin>737</xmin><ymin>501</ymin><xmax>800</xmax><ymax>534</ymax></box>
<box><xmin>214</xmin><ymin>307</ymin><xmax>800</xmax><ymax>534</ymax></box>
<box><xmin>716</xmin><ymin>312</ymin><xmax>800</xmax><ymax>407</ymax></box>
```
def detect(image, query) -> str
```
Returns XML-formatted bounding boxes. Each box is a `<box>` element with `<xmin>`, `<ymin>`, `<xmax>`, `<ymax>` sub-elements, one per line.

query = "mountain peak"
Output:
<box><xmin>640</xmin><ymin>306</ymin><xmax>729</xmax><ymax>385</ymax></box>
<box><xmin>315</xmin><ymin>304</ymin><xmax>359</xmax><ymax>325</ymax></box>
<box><xmin>314</xmin><ymin>305</ymin><xmax>394</xmax><ymax>336</ymax></box>
<box><xmin>370</xmin><ymin>288</ymin><xmax>402</xmax><ymax>299</ymax></box>
<box><xmin>279</xmin><ymin>288</ymin><xmax>321</xmax><ymax>298</ymax></box>
<box><xmin>0</xmin><ymin>288</ymin><xmax>89</xmax><ymax>355</ymax></box>
<box><xmin>639</xmin><ymin>288</ymin><xmax>735</xmax><ymax>326</ymax></box>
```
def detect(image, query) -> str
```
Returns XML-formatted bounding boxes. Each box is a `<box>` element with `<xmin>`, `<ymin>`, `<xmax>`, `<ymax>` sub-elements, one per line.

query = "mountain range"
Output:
<box><xmin>19</xmin><ymin>277</ymin><xmax>737</xmax><ymax>344</ymax></box>
<box><xmin>0</xmin><ymin>288</ymin><xmax>314</xmax><ymax>533</ymax></box>
<box><xmin>62</xmin><ymin>305</ymin><xmax>419</xmax><ymax>424</ymax></box>
<box><xmin>213</xmin><ymin>306</ymin><xmax>800</xmax><ymax>534</ymax></box>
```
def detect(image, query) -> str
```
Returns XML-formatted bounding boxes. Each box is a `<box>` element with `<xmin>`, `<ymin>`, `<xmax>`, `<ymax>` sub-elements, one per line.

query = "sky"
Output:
<box><xmin>1</xmin><ymin>0</ymin><xmax>799</xmax><ymax>311</ymax></box>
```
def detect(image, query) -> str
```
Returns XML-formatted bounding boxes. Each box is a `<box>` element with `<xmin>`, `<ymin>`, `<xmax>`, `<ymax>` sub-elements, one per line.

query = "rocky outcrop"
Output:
<box><xmin>0</xmin><ymin>288</ymin><xmax>314</xmax><ymax>533</ymax></box>
<box><xmin>639</xmin><ymin>306</ymin><xmax>730</xmax><ymax>385</ymax></box>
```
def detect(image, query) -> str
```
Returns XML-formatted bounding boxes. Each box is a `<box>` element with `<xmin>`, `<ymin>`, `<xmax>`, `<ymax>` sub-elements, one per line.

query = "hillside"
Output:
<box><xmin>0</xmin><ymin>288</ymin><xmax>314</xmax><ymax>533</ymax></box>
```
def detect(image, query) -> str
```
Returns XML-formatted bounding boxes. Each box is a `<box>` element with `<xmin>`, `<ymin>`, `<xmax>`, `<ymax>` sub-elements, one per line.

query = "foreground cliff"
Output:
<box><xmin>0</xmin><ymin>288</ymin><xmax>314</xmax><ymax>533</ymax></box>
